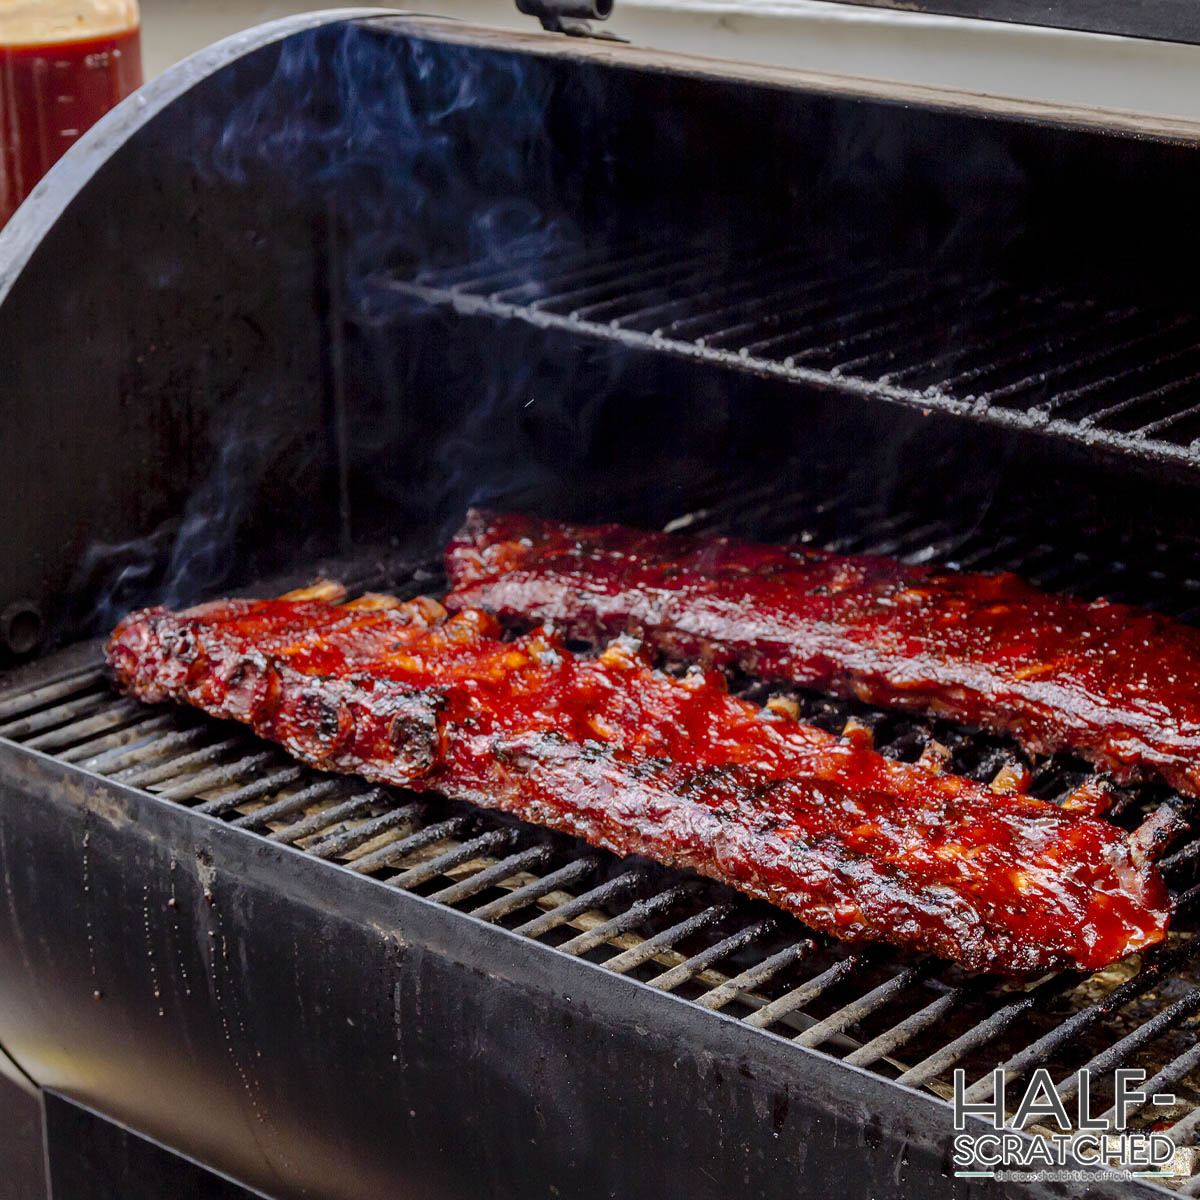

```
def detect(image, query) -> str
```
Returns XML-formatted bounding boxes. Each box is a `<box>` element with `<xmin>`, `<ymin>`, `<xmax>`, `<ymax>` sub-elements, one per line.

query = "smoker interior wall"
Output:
<box><xmin>4</xmin><ymin>16</ymin><xmax>1200</xmax><ymax>654</ymax></box>
<box><xmin>0</xmin><ymin>37</ymin><xmax>345</xmax><ymax>649</ymax></box>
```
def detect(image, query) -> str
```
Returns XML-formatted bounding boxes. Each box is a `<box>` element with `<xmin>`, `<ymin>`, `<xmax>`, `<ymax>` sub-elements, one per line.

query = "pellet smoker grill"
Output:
<box><xmin>7</xmin><ymin>8</ymin><xmax>1200</xmax><ymax>1198</ymax></box>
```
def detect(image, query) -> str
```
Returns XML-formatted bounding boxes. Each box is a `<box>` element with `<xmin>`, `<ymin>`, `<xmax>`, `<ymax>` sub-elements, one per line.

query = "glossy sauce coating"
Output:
<box><xmin>446</xmin><ymin>510</ymin><xmax>1200</xmax><ymax>797</ymax></box>
<box><xmin>107</xmin><ymin>592</ymin><xmax>1170</xmax><ymax>974</ymax></box>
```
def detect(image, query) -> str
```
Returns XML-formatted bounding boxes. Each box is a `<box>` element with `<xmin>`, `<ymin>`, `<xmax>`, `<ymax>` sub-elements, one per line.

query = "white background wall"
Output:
<box><xmin>138</xmin><ymin>0</ymin><xmax>1200</xmax><ymax>121</ymax></box>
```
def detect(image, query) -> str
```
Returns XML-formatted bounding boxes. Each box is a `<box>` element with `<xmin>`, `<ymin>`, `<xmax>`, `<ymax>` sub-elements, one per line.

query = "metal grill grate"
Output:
<box><xmin>370</xmin><ymin>238</ymin><xmax>1200</xmax><ymax>474</ymax></box>
<box><xmin>4</xmin><ymin>499</ymin><xmax>1200</xmax><ymax>1187</ymax></box>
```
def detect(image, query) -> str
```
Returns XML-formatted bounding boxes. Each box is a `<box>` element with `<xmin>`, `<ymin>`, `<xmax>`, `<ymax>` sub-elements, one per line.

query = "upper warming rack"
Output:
<box><xmin>372</xmin><ymin>235</ymin><xmax>1200</xmax><ymax>474</ymax></box>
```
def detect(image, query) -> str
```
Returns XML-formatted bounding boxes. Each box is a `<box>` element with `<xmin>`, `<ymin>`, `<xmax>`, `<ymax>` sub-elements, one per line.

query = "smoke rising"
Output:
<box><xmin>75</xmin><ymin>19</ymin><xmax>581</xmax><ymax>630</ymax></box>
<box><xmin>63</xmin><ymin>15</ymin><xmax>1077</xmax><ymax>640</ymax></box>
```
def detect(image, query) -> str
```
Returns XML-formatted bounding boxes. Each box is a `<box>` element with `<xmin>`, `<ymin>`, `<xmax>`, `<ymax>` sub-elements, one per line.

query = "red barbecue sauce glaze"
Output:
<box><xmin>446</xmin><ymin>510</ymin><xmax>1200</xmax><ymax>798</ymax></box>
<box><xmin>0</xmin><ymin>26</ymin><xmax>142</xmax><ymax>227</ymax></box>
<box><xmin>107</xmin><ymin>592</ymin><xmax>1170</xmax><ymax>975</ymax></box>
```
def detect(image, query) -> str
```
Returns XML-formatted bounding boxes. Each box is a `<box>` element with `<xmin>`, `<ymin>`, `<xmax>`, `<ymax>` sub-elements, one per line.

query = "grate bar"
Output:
<box><xmin>1080</xmin><ymin>372</ymin><xmax>1200</xmax><ymax>433</ymax></box>
<box><xmin>88</xmin><ymin>725</ymin><xmax>208</xmax><ymax>775</ymax></box>
<box><xmin>563</xmin><ymin>247</ymin><xmax>799</xmax><ymax>325</ymax></box>
<box><xmin>904</xmin><ymin>300</ymin><xmax>1138</xmax><ymax>396</ymax></box>
<box><xmin>997</xmin><ymin>315</ymin><xmax>1190</xmax><ymax>407</ymax></box>
<box><xmin>844</xmin><ymin>983</ymin><xmax>978</xmax><ymax>1069</ymax></box>
<box><xmin>644</xmin><ymin>257</ymin><xmax>861</xmax><ymax>341</ymax></box>
<box><xmin>808</xmin><ymin>282</ymin><xmax>995</xmax><ymax>376</ymax></box>
<box><xmin>489</xmin><ymin>244</ymin><xmax>679</xmax><ymax>306</ymax></box>
<box><xmin>0</xmin><ymin>666</ymin><xmax>103</xmax><ymax>722</ymax></box>
<box><xmin>0</xmin><ymin>689</ymin><xmax>110</xmax><ymax>740</ymax></box>
<box><xmin>298</xmin><ymin>796</ymin><xmax>421</xmax><ymax>855</ymax></box>
<box><xmin>192</xmin><ymin>766</ymin><xmax>307</xmax><ymax>817</ymax></box>
<box><xmin>513</xmin><ymin>871</ymin><xmax>645</xmax><ymax>939</ymax></box>
<box><xmin>426</xmin><ymin>845</ymin><xmax>554</xmax><ymax>907</ymax></box>
<box><xmin>649</xmin><ymin>918</ymin><xmax>776</xmax><ymax>993</ymax></box>
<box><xmin>620</xmin><ymin>255</ymin><xmax>868</xmax><ymax>341</ymax></box>
<box><xmin>886</xmin><ymin>293</ymin><xmax>1084</xmax><ymax>392</ymax></box>
<box><xmin>600</xmin><ymin>903</ymin><xmax>734</xmax><ymax>975</ymax></box>
<box><xmin>718</xmin><ymin>267</ymin><xmax>919</xmax><ymax>358</ymax></box>
<box><xmin>555</xmin><ymin>884</ymin><xmax>697</xmax><ymax>957</ymax></box>
<box><xmin>155</xmin><ymin>750</ymin><xmax>279</xmax><ymax>801</ymax></box>
<box><xmin>556</xmin><ymin>259</ymin><xmax>731</xmax><ymax>322</ymax></box>
<box><xmin>430</xmin><ymin>238</ymin><xmax>664</xmax><ymax>295</ymax></box>
<box><xmin>348</xmin><ymin>815</ymin><xmax>472</xmax><ymax>875</ymax></box>
<box><xmin>19</xmin><ymin>698</ymin><xmax>146</xmax><ymax>751</ymax></box>
<box><xmin>1161</xmin><ymin>839</ymin><xmax>1200</xmax><ymax>873</ymax></box>
<box><xmin>487</xmin><ymin>246</ymin><xmax>691</xmax><ymax>312</ymax></box>
<box><xmin>547</xmin><ymin>243</ymin><xmax>821</xmax><ymax>324</ymax></box>
<box><xmin>742</xmin><ymin>953</ymin><xmax>867</xmax><ymax>1030</ymax></box>
<box><xmin>1049</xmin><ymin>343</ymin><xmax>1200</xmax><ymax>419</ymax></box>
<box><xmin>261</xmin><ymin>781</ymin><xmax>371</xmax><ymax>842</ymax></box>
<box><xmin>111</xmin><ymin>736</ymin><xmax>242</xmax><ymax>787</ymax></box>
<box><xmin>694</xmin><ymin>939</ymin><xmax>816</xmax><ymax>1012</ymax></box>
<box><xmin>1168</xmin><ymin>1090</ymin><xmax>1200</xmax><ymax>1145</ymax></box>
<box><xmin>1132</xmin><ymin>398</ymin><xmax>1200</xmax><ymax>441</ymax></box>
<box><xmin>793</xmin><ymin>960</ymin><xmax>938</xmax><ymax>1050</ymax></box>
<box><xmin>385</xmin><ymin>828</ymin><xmax>516</xmax><ymax>891</ymax></box>
<box><xmin>57</xmin><ymin>712</ymin><xmax>178</xmax><ymax>764</ymax></box>
<box><xmin>471</xmin><ymin>857</ymin><xmax>600</xmax><ymax>923</ymax></box>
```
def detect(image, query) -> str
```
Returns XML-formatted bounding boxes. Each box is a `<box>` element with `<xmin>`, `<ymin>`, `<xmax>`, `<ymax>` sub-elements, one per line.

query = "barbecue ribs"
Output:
<box><xmin>108</xmin><ymin>588</ymin><xmax>1170</xmax><ymax>974</ymax></box>
<box><xmin>447</xmin><ymin>510</ymin><xmax>1200</xmax><ymax>797</ymax></box>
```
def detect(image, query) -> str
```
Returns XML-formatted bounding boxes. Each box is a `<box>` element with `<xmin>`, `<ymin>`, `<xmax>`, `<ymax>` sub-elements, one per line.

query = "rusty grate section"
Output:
<box><xmin>4</xmin><ymin>496</ymin><xmax>1200</xmax><ymax>1188</ymax></box>
<box><xmin>369</xmin><ymin>237</ymin><xmax>1200</xmax><ymax>475</ymax></box>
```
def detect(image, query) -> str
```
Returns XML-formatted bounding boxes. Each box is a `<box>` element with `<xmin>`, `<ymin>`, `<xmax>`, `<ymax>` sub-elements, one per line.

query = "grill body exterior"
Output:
<box><xmin>4</xmin><ymin>12</ymin><xmax>1200</xmax><ymax>1199</ymax></box>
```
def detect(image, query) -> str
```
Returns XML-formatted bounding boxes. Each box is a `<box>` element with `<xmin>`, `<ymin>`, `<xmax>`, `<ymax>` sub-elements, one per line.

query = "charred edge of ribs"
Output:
<box><xmin>105</xmin><ymin>602</ymin><xmax>444</xmax><ymax>784</ymax></box>
<box><xmin>106</xmin><ymin>594</ymin><xmax>1172</xmax><ymax>976</ymax></box>
<box><xmin>444</xmin><ymin>510</ymin><xmax>1200</xmax><ymax>799</ymax></box>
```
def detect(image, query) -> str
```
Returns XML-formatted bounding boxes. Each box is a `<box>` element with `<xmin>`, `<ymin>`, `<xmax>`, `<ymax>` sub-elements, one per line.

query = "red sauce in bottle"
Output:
<box><xmin>0</xmin><ymin>25</ymin><xmax>142</xmax><ymax>227</ymax></box>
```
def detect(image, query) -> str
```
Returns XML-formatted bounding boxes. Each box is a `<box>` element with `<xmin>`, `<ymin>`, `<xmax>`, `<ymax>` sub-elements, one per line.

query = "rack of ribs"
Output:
<box><xmin>446</xmin><ymin>510</ymin><xmax>1200</xmax><ymax>797</ymax></box>
<box><xmin>107</xmin><ymin>587</ymin><xmax>1171</xmax><ymax>975</ymax></box>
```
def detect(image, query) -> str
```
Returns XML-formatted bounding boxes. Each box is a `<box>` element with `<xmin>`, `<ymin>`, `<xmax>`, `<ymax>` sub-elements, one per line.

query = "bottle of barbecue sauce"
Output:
<box><xmin>0</xmin><ymin>0</ymin><xmax>143</xmax><ymax>228</ymax></box>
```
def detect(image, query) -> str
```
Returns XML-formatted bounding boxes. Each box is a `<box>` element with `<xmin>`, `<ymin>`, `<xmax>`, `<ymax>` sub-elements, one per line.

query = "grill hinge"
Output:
<box><xmin>514</xmin><ymin>0</ymin><xmax>626</xmax><ymax>39</ymax></box>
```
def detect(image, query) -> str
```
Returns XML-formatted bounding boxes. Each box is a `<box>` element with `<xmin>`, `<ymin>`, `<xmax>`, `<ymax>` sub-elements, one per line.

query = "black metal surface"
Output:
<box><xmin>0</xmin><ymin>10</ymin><xmax>397</xmax><ymax>650</ymax></box>
<box><xmin>44</xmin><ymin>1094</ymin><xmax>266</xmax><ymax>1200</ymax></box>
<box><xmin>813</xmin><ymin>0</ymin><xmax>1200</xmax><ymax>48</ymax></box>
<box><xmin>0</xmin><ymin>1045</ymin><xmax>47</xmax><ymax>1200</ymax></box>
